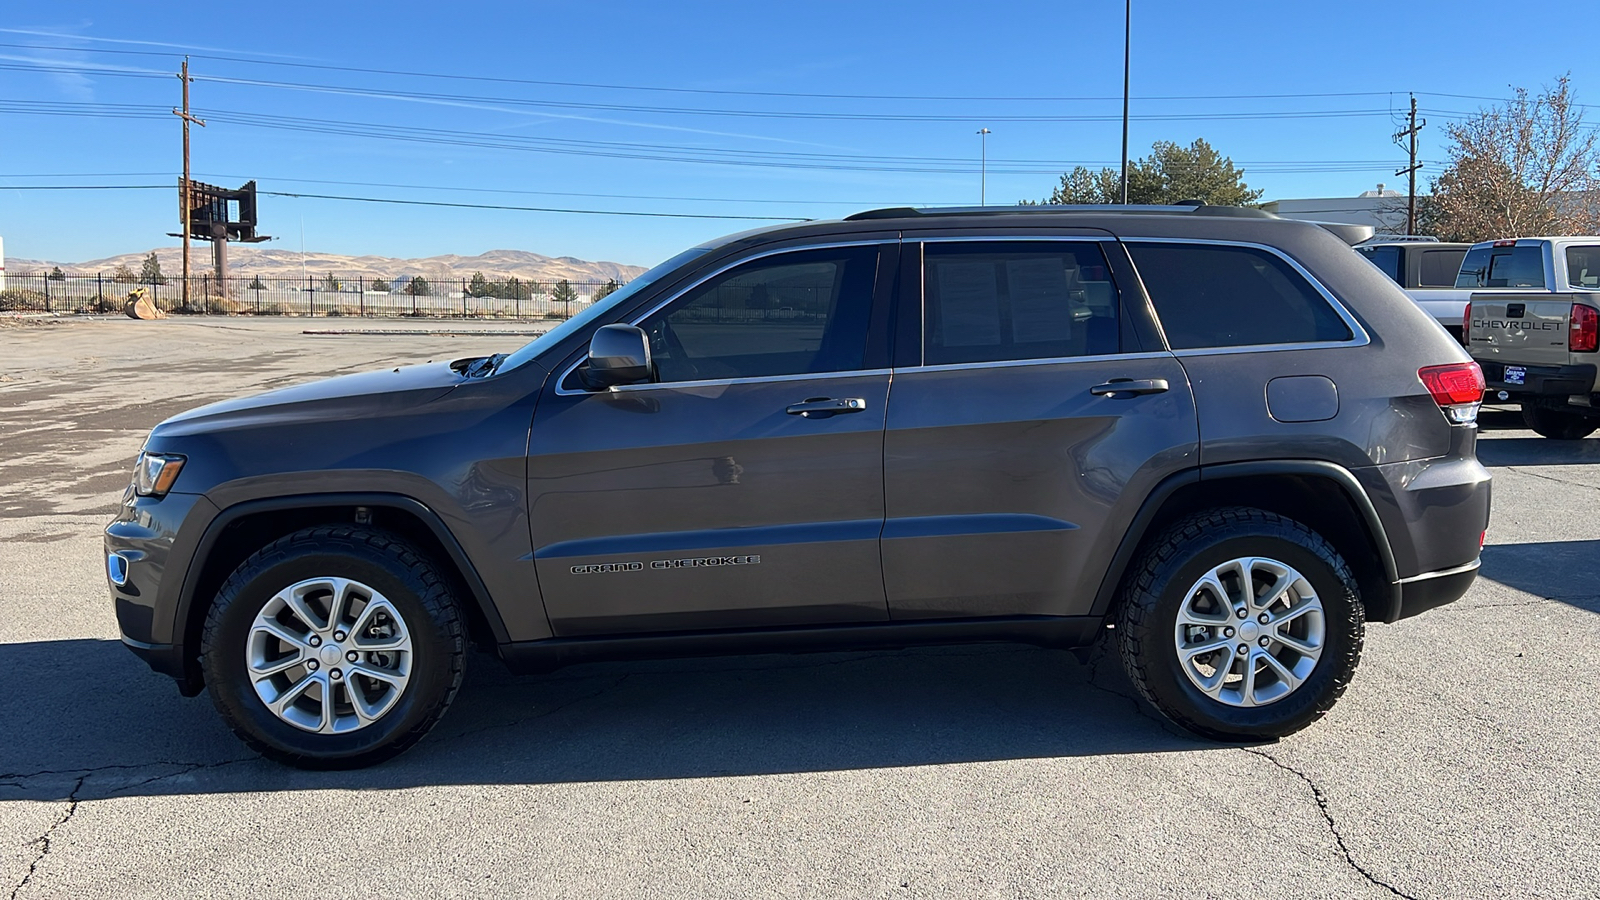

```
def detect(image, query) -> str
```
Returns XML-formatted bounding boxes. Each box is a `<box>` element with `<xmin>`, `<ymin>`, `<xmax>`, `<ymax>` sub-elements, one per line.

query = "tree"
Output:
<box><xmin>247</xmin><ymin>276</ymin><xmax>266</xmax><ymax>290</ymax></box>
<box><xmin>404</xmin><ymin>275</ymin><xmax>431</xmax><ymax>297</ymax></box>
<box><xmin>467</xmin><ymin>271</ymin><xmax>496</xmax><ymax>298</ymax></box>
<box><xmin>112</xmin><ymin>263</ymin><xmax>137</xmax><ymax>283</ymax></box>
<box><xmin>1425</xmin><ymin>76</ymin><xmax>1600</xmax><ymax>242</ymax></box>
<box><xmin>593</xmin><ymin>278</ymin><xmax>620</xmax><ymax>301</ymax></box>
<box><xmin>552</xmin><ymin>279</ymin><xmax>578</xmax><ymax>315</ymax></box>
<box><xmin>47</xmin><ymin>266</ymin><xmax>66</xmax><ymax>280</ymax></box>
<box><xmin>139</xmin><ymin>252</ymin><xmax>167</xmax><ymax>285</ymax></box>
<box><xmin>503</xmin><ymin>276</ymin><xmax>533</xmax><ymax>301</ymax></box>
<box><xmin>1032</xmin><ymin>138</ymin><xmax>1263</xmax><ymax>207</ymax></box>
<box><xmin>370</xmin><ymin>277</ymin><xmax>391</xmax><ymax>292</ymax></box>
<box><xmin>321</xmin><ymin>272</ymin><xmax>342</xmax><ymax>292</ymax></box>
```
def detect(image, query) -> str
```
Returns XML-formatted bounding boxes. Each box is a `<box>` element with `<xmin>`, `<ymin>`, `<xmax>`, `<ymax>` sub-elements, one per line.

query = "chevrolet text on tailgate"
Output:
<box><xmin>105</xmin><ymin>205</ymin><xmax>1492</xmax><ymax>768</ymax></box>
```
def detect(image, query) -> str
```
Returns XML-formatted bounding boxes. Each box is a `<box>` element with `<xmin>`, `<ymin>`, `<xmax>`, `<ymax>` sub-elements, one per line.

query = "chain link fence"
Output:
<box><xmin>0</xmin><ymin>272</ymin><xmax>622</xmax><ymax>319</ymax></box>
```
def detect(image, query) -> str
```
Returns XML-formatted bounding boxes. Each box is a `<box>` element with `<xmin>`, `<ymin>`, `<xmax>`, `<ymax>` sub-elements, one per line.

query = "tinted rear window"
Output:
<box><xmin>1358</xmin><ymin>246</ymin><xmax>1402</xmax><ymax>284</ymax></box>
<box><xmin>1456</xmin><ymin>245</ymin><xmax>1545</xmax><ymax>288</ymax></box>
<box><xmin>1127</xmin><ymin>243</ymin><xmax>1354</xmax><ymax>350</ymax></box>
<box><xmin>1566</xmin><ymin>245</ymin><xmax>1600</xmax><ymax>288</ymax></box>
<box><xmin>1418</xmin><ymin>248</ymin><xmax>1467</xmax><ymax>287</ymax></box>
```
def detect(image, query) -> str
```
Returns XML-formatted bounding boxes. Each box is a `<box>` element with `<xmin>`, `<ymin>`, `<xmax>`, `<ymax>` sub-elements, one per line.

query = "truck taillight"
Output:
<box><xmin>1571</xmin><ymin>304</ymin><xmax>1598</xmax><ymax>352</ymax></box>
<box><xmin>1461</xmin><ymin>300</ymin><xmax>1472</xmax><ymax>346</ymax></box>
<box><xmin>1418</xmin><ymin>362</ymin><xmax>1485</xmax><ymax>424</ymax></box>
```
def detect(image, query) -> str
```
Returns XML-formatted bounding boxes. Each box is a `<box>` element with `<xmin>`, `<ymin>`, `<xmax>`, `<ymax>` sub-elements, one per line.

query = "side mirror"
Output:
<box><xmin>581</xmin><ymin>323</ymin><xmax>653</xmax><ymax>389</ymax></box>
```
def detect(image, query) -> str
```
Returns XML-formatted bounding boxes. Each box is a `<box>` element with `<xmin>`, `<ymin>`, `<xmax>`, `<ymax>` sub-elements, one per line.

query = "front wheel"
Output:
<box><xmin>1521</xmin><ymin>401</ymin><xmax>1598</xmax><ymax>440</ymax></box>
<box><xmin>1116</xmin><ymin>508</ymin><xmax>1364</xmax><ymax>742</ymax></box>
<box><xmin>201</xmin><ymin>526</ymin><xmax>466</xmax><ymax>769</ymax></box>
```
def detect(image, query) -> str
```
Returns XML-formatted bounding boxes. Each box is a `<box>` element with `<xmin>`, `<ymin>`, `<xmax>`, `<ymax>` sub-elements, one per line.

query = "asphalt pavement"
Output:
<box><xmin>1</xmin><ymin>316</ymin><xmax>1595</xmax><ymax>899</ymax></box>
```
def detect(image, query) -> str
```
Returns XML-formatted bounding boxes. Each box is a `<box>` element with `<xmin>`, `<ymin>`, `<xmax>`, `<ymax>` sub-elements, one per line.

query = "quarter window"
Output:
<box><xmin>922</xmin><ymin>242</ymin><xmax>1121</xmax><ymax>365</ymax></box>
<box><xmin>1565</xmin><ymin>245</ymin><xmax>1600</xmax><ymax>288</ymax></box>
<box><xmin>1127</xmin><ymin>243</ymin><xmax>1353</xmax><ymax>350</ymax></box>
<box><xmin>1418</xmin><ymin>248</ymin><xmax>1466</xmax><ymax>287</ymax></box>
<box><xmin>638</xmin><ymin>246</ymin><xmax>879</xmax><ymax>383</ymax></box>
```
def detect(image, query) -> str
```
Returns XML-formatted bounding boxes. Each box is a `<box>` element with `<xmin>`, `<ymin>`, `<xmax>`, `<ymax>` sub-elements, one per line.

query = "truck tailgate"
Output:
<box><xmin>1467</xmin><ymin>291</ymin><xmax>1575</xmax><ymax>370</ymax></box>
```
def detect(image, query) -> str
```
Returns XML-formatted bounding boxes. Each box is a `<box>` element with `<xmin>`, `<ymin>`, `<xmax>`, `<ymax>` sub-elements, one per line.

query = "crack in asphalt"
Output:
<box><xmin>1503</xmin><ymin>466</ymin><xmax>1600</xmax><ymax>493</ymax></box>
<box><xmin>1240</xmin><ymin>748</ymin><xmax>1421</xmax><ymax>900</ymax></box>
<box><xmin>9</xmin><ymin>775</ymin><xmax>84</xmax><ymax>900</ymax></box>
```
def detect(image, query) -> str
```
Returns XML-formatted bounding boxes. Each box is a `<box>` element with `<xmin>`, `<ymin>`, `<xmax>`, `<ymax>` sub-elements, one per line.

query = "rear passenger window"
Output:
<box><xmin>1419</xmin><ymin>248</ymin><xmax>1466</xmax><ymax>287</ymax></box>
<box><xmin>1566</xmin><ymin>245</ymin><xmax>1600</xmax><ymax>288</ymax></box>
<box><xmin>1127</xmin><ymin>243</ymin><xmax>1353</xmax><ymax>350</ymax></box>
<box><xmin>922</xmin><ymin>242</ymin><xmax>1121</xmax><ymax>365</ymax></box>
<box><xmin>1358</xmin><ymin>246</ymin><xmax>1402</xmax><ymax>284</ymax></box>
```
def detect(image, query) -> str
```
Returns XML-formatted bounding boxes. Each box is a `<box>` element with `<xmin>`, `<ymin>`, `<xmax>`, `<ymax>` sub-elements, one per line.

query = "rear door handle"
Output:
<box><xmin>786</xmin><ymin>397</ymin><xmax>867</xmax><ymax>418</ymax></box>
<box><xmin>1090</xmin><ymin>378</ymin><xmax>1170</xmax><ymax>397</ymax></box>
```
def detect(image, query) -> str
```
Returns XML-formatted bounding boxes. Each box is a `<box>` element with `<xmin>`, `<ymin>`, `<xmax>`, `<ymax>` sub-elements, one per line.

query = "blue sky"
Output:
<box><xmin>3</xmin><ymin>0</ymin><xmax>1599</xmax><ymax>268</ymax></box>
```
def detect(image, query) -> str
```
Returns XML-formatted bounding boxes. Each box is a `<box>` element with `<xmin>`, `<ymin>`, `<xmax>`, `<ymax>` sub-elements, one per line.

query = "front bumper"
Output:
<box><xmin>1475</xmin><ymin>360</ymin><xmax>1597</xmax><ymax>397</ymax></box>
<box><xmin>104</xmin><ymin>491</ymin><xmax>215</xmax><ymax>692</ymax></box>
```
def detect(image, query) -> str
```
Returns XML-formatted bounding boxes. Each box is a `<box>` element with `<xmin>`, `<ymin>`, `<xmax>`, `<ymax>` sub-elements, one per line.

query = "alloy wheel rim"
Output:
<box><xmin>246</xmin><ymin>576</ymin><xmax>413</xmax><ymax>734</ymax></box>
<box><xmin>1172</xmin><ymin>556</ymin><xmax>1326</xmax><ymax>708</ymax></box>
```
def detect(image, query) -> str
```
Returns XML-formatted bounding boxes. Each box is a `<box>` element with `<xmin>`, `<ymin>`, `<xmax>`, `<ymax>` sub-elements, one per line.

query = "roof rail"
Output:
<box><xmin>844</xmin><ymin>203</ymin><xmax>1275</xmax><ymax>221</ymax></box>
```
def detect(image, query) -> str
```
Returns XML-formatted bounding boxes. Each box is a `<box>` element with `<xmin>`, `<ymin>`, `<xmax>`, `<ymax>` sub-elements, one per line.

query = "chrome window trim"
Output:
<box><xmin>914</xmin><ymin>235</ymin><xmax>1119</xmax><ymax>243</ymax></box>
<box><xmin>553</xmin><ymin>239</ymin><xmax>895</xmax><ymax>397</ymax></box>
<box><xmin>608</xmin><ymin>368</ymin><xmax>892</xmax><ymax>394</ymax></box>
<box><xmin>1121</xmin><ymin>237</ymin><xmax>1372</xmax><ymax>354</ymax></box>
<box><xmin>896</xmin><ymin>350</ymin><xmax>1174</xmax><ymax>375</ymax></box>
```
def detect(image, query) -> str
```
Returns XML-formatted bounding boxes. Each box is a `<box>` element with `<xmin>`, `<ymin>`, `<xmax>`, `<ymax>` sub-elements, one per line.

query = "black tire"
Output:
<box><xmin>1116</xmin><ymin>507</ymin><xmax>1364</xmax><ymax>742</ymax></box>
<box><xmin>201</xmin><ymin>526</ymin><xmax>466</xmax><ymax>769</ymax></box>
<box><xmin>1521</xmin><ymin>401</ymin><xmax>1598</xmax><ymax>440</ymax></box>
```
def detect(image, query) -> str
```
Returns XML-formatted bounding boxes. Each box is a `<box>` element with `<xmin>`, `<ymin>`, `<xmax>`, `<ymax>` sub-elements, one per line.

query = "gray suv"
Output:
<box><xmin>105</xmin><ymin>205</ymin><xmax>1492</xmax><ymax>768</ymax></box>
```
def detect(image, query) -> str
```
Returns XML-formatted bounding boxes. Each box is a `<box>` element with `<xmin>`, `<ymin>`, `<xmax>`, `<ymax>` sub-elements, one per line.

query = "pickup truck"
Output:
<box><xmin>1467</xmin><ymin>288</ymin><xmax>1600</xmax><ymax>439</ymax></box>
<box><xmin>1356</xmin><ymin>239</ymin><xmax>1472</xmax><ymax>339</ymax></box>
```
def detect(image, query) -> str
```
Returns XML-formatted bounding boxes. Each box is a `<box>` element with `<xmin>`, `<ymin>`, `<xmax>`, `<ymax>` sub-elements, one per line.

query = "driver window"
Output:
<box><xmin>639</xmin><ymin>245</ymin><xmax>879</xmax><ymax>383</ymax></box>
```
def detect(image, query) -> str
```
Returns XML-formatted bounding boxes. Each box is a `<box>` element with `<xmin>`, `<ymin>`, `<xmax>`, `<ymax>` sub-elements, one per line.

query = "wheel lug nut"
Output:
<box><xmin>1235</xmin><ymin>608</ymin><xmax>1247</xmax><ymax>620</ymax></box>
<box><xmin>1259</xmin><ymin>637</ymin><xmax>1270</xmax><ymax>648</ymax></box>
<box><xmin>306</xmin><ymin>659</ymin><xmax>319</xmax><ymax>671</ymax></box>
<box><xmin>334</xmin><ymin>631</ymin><xmax>347</xmax><ymax>641</ymax></box>
<box><xmin>1236</xmin><ymin>644</ymin><xmax>1249</xmax><ymax>655</ymax></box>
<box><xmin>1223</xmin><ymin>627</ymin><xmax>1235</xmax><ymax>638</ymax></box>
<box><xmin>346</xmin><ymin>650</ymin><xmax>359</xmax><ymax>662</ymax></box>
<box><xmin>1258</xmin><ymin>613</ymin><xmax>1270</xmax><ymax>624</ymax></box>
<box><xmin>331</xmin><ymin>668</ymin><xmax>343</xmax><ymax>681</ymax></box>
<box><xmin>308</xmin><ymin>635</ymin><xmax>322</xmax><ymax>647</ymax></box>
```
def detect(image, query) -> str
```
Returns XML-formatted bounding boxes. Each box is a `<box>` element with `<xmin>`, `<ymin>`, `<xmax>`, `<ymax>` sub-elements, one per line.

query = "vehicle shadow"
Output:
<box><xmin>0</xmin><ymin>638</ymin><xmax>1213</xmax><ymax>801</ymax></box>
<box><xmin>1476</xmin><ymin>436</ymin><xmax>1600</xmax><ymax>467</ymax></box>
<box><xmin>1478</xmin><ymin>540</ymin><xmax>1600</xmax><ymax>613</ymax></box>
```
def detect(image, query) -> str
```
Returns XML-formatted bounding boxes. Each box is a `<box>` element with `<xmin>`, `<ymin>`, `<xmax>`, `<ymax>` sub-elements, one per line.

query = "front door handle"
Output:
<box><xmin>786</xmin><ymin>397</ymin><xmax>867</xmax><ymax>418</ymax></box>
<box><xmin>1090</xmin><ymin>378</ymin><xmax>1170</xmax><ymax>397</ymax></box>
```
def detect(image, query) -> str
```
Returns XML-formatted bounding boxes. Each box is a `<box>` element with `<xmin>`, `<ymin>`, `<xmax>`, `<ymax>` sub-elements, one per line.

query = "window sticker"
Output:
<box><xmin>1005</xmin><ymin>257</ymin><xmax>1074</xmax><ymax>343</ymax></box>
<box><xmin>935</xmin><ymin>262</ymin><xmax>1002</xmax><ymax>346</ymax></box>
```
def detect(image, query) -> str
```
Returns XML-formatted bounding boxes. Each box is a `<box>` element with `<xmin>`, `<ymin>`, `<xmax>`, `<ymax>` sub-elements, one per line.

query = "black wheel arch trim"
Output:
<box><xmin>174</xmin><ymin>492</ymin><xmax>512</xmax><ymax>662</ymax></box>
<box><xmin>1088</xmin><ymin>460</ymin><xmax>1401</xmax><ymax>623</ymax></box>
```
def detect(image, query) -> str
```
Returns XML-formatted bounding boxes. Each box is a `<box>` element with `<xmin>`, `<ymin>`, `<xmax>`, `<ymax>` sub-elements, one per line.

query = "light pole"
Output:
<box><xmin>1119</xmin><ymin>0</ymin><xmax>1131</xmax><ymax>204</ymax></box>
<box><xmin>977</xmin><ymin>127</ymin><xmax>992</xmax><ymax>205</ymax></box>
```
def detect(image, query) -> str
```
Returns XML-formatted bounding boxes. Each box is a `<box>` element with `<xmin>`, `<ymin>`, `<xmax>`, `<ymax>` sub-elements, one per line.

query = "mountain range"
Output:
<box><xmin>7</xmin><ymin>246</ymin><xmax>647</xmax><ymax>284</ymax></box>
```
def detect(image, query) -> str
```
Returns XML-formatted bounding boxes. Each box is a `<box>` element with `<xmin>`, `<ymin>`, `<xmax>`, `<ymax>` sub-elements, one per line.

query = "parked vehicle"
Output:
<box><xmin>1467</xmin><ymin>287</ymin><xmax>1600</xmax><ymax>438</ymax></box>
<box><xmin>106</xmin><ymin>205</ymin><xmax>1491</xmax><ymax>768</ymax></box>
<box><xmin>1355</xmin><ymin>238</ymin><xmax>1472</xmax><ymax>340</ymax></box>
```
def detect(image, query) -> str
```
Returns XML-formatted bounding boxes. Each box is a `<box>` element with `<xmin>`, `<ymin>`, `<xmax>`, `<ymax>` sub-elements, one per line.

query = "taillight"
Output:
<box><xmin>1418</xmin><ymin>362</ymin><xmax>1485</xmax><ymax>424</ymax></box>
<box><xmin>1460</xmin><ymin>300</ymin><xmax>1472</xmax><ymax>347</ymax></box>
<box><xmin>1571</xmin><ymin>304</ymin><xmax>1598</xmax><ymax>352</ymax></box>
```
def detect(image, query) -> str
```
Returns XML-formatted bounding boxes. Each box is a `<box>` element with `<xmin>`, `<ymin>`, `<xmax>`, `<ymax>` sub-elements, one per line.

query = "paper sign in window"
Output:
<box><xmin>935</xmin><ymin>262</ymin><xmax>1002</xmax><ymax>346</ymax></box>
<box><xmin>1005</xmin><ymin>257</ymin><xmax>1073</xmax><ymax>343</ymax></box>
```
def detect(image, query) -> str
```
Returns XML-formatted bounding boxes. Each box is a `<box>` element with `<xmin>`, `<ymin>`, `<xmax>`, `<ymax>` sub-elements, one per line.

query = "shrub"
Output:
<box><xmin>0</xmin><ymin>289</ymin><xmax>47</xmax><ymax>311</ymax></box>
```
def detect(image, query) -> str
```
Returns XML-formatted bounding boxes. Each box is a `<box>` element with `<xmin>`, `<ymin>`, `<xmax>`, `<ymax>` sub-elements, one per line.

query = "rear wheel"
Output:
<box><xmin>201</xmin><ymin>526</ymin><xmax>465</xmax><ymax>769</ymax></box>
<box><xmin>1117</xmin><ymin>508</ymin><xmax>1364</xmax><ymax>742</ymax></box>
<box><xmin>1521</xmin><ymin>401</ymin><xmax>1598</xmax><ymax>440</ymax></box>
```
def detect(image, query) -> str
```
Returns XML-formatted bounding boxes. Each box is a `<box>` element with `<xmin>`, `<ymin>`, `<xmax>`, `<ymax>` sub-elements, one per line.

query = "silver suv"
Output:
<box><xmin>106</xmin><ymin>205</ymin><xmax>1492</xmax><ymax>768</ymax></box>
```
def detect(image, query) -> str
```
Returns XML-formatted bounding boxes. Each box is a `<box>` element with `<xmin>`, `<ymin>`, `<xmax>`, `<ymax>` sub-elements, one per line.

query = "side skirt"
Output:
<box><xmin>498</xmin><ymin>615</ymin><xmax>1106</xmax><ymax>675</ymax></box>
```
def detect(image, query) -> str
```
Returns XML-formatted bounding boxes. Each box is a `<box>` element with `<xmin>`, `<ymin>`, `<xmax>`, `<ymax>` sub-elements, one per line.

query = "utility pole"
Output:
<box><xmin>1394</xmin><ymin>93</ymin><xmax>1425</xmax><ymax>234</ymax></box>
<box><xmin>1119</xmin><ymin>0</ymin><xmax>1131</xmax><ymax>204</ymax></box>
<box><xmin>977</xmin><ymin>128</ymin><xmax>991</xmax><ymax>205</ymax></box>
<box><xmin>172</xmin><ymin>58</ymin><xmax>206</xmax><ymax>309</ymax></box>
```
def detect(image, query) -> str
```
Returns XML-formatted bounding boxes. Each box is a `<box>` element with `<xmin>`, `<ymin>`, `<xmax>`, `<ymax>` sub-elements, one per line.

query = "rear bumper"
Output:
<box><xmin>1476</xmin><ymin>360</ymin><xmax>1596</xmax><ymax>397</ymax></box>
<box><xmin>1395</xmin><ymin>559</ymin><xmax>1480</xmax><ymax>620</ymax></box>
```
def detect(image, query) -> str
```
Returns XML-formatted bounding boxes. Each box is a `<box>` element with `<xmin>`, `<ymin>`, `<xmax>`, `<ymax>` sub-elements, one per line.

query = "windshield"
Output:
<box><xmin>499</xmin><ymin>247</ymin><xmax>710</xmax><ymax>372</ymax></box>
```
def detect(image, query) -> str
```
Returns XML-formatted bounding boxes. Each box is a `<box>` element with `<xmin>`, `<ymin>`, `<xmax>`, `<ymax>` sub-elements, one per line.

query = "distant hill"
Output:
<box><xmin>8</xmin><ymin>246</ymin><xmax>647</xmax><ymax>284</ymax></box>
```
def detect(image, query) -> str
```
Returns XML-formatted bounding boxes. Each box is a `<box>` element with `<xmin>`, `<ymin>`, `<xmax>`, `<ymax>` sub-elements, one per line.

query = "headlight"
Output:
<box><xmin>132</xmin><ymin>452</ymin><xmax>186</xmax><ymax>497</ymax></box>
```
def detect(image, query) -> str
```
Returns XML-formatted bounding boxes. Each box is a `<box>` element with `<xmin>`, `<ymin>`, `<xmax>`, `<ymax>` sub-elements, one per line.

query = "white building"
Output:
<box><xmin>0</xmin><ymin>235</ymin><xmax>6</xmax><ymax>292</ymax></box>
<box><xmin>1262</xmin><ymin>184</ymin><xmax>1412</xmax><ymax>233</ymax></box>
